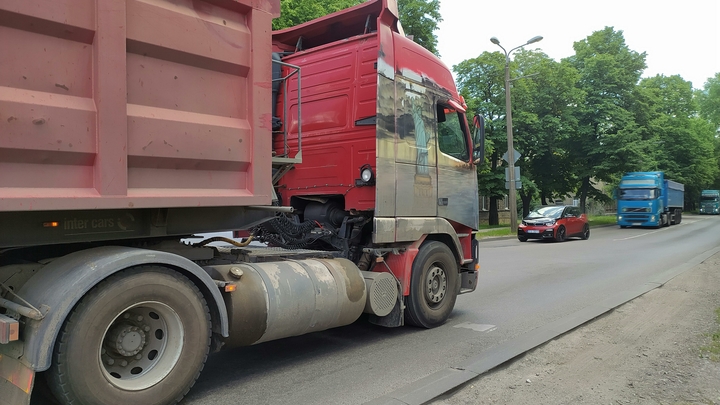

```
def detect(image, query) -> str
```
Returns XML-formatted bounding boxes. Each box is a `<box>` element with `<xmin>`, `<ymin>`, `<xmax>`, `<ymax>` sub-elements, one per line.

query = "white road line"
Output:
<box><xmin>613</xmin><ymin>229</ymin><xmax>665</xmax><ymax>241</ymax></box>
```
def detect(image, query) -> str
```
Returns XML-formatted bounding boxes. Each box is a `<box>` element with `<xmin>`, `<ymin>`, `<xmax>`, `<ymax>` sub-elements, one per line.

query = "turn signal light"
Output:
<box><xmin>43</xmin><ymin>221</ymin><xmax>59</xmax><ymax>228</ymax></box>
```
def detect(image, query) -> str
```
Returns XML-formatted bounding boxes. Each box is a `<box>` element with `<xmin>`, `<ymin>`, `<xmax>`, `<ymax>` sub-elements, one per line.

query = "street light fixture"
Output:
<box><xmin>491</xmin><ymin>35</ymin><xmax>543</xmax><ymax>233</ymax></box>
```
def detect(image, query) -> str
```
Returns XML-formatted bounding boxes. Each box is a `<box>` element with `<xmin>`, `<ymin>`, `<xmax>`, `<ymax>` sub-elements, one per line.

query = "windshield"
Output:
<box><xmin>437</xmin><ymin>106</ymin><xmax>469</xmax><ymax>161</ymax></box>
<box><xmin>619</xmin><ymin>188</ymin><xmax>659</xmax><ymax>200</ymax></box>
<box><xmin>527</xmin><ymin>206</ymin><xmax>564</xmax><ymax>219</ymax></box>
<box><xmin>700</xmin><ymin>196</ymin><xmax>718</xmax><ymax>201</ymax></box>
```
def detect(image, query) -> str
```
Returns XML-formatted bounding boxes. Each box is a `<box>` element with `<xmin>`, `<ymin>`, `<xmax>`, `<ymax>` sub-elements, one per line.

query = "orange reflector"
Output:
<box><xmin>475</xmin><ymin>264</ymin><xmax>481</xmax><ymax>271</ymax></box>
<box><xmin>43</xmin><ymin>221</ymin><xmax>59</xmax><ymax>228</ymax></box>
<box><xmin>375</xmin><ymin>257</ymin><xmax>384</xmax><ymax>263</ymax></box>
<box><xmin>224</xmin><ymin>284</ymin><xmax>237</xmax><ymax>292</ymax></box>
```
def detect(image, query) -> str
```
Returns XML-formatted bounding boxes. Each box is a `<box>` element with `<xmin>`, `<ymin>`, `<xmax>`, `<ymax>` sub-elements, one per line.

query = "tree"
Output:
<box><xmin>696</xmin><ymin>72</ymin><xmax>720</xmax><ymax>131</ymax></box>
<box><xmin>454</xmin><ymin>52</ymin><xmax>507</xmax><ymax>224</ymax></box>
<box><xmin>638</xmin><ymin>75</ymin><xmax>719</xmax><ymax>207</ymax></box>
<box><xmin>273</xmin><ymin>0</ymin><xmax>443</xmax><ymax>56</ymax></box>
<box><xmin>397</xmin><ymin>0</ymin><xmax>442</xmax><ymax>56</ymax></box>
<box><xmin>510</xmin><ymin>50</ymin><xmax>583</xmax><ymax>214</ymax></box>
<box><xmin>272</xmin><ymin>0</ymin><xmax>362</xmax><ymax>30</ymax></box>
<box><xmin>565</xmin><ymin>27</ymin><xmax>648</xmax><ymax>212</ymax></box>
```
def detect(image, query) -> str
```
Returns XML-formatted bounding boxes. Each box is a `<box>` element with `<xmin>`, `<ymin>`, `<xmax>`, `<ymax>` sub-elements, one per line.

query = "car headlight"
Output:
<box><xmin>545</xmin><ymin>220</ymin><xmax>556</xmax><ymax>226</ymax></box>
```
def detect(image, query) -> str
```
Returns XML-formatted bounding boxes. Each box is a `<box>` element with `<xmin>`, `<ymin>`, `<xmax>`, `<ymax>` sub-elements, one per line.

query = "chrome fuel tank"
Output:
<box><xmin>209</xmin><ymin>258</ymin><xmax>367</xmax><ymax>348</ymax></box>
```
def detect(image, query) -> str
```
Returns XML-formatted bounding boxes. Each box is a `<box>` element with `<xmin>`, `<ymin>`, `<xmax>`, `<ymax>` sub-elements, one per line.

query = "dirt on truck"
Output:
<box><xmin>0</xmin><ymin>1</ymin><xmax>484</xmax><ymax>404</ymax></box>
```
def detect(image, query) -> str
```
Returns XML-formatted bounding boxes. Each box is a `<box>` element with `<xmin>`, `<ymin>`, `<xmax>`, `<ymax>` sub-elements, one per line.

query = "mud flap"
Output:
<box><xmin>0</xmin><ymin>354</ymin><xmax>34</xmax><ymax>405</ymax></box>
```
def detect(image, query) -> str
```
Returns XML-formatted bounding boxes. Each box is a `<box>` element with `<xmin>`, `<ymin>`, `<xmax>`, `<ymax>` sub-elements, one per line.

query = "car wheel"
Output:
<box><xmin>518</xmin><ymin>236</ymin><xmax>527</xmax><ymax>242</ymax></box>
<box><xmin>405</xmin><ymin>241</ymin><xmax>459</xmax><ymax>328</ymax></box>
<box><xmin>555</xmin><ymin>226</ymin><xmax>566</xmax><ymax>242</ymax></box>
<box><xmin>580</xmin><ymin>224</ymin><xmax>590</xmax><ymax>240</ymax></box>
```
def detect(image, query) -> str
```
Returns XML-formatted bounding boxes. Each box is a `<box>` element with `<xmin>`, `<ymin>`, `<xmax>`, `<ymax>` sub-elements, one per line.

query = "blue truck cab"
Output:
<box><xmin>699</xmin><ymin>189</ymin><xmax>720</xmax><ymax>215</ymax></box>
<box><xmin>617</xmin><ymin>171</ymin><xmax>684</xmax><ymax>228</ymax></box>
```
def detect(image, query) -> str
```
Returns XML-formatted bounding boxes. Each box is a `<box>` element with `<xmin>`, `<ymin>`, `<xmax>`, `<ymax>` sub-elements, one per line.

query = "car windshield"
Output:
<box><xmin>526</xmin><ymin>207</ymin><xmax>564</xmax><ymax>219</ymax></box>
<box><xmin>619</xmin><ymin>188</ymin><xmax>658</xmax><ymax>200</ymax></box>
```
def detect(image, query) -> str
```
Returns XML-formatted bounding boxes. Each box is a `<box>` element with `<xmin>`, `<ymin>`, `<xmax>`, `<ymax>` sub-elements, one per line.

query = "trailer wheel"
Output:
<box><xmin>676</xmin><ymin>210</ymin><xmax>682</xmax><ymax>224</ymax></box>
<box><xmin>47</xmin><ymin>266</ymin><xmax>211</xmax><ymax>405</ymax></box>
<box><xmin>405</xmin><ymin>241</ymin><xmax>458</xmax><ymax>328</ymax></box>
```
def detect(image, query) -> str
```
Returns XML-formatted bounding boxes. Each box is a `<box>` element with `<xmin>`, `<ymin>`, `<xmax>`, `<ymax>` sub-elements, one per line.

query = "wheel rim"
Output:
<box><xmin>584</xmin><ymin>226</ymin><xmax>589</xmax><ymax>238</ymax></box>
<box><xmin>99</xmin><ymin>301</ymin><xmax>184</xmax><ymax>390</ymax></box>
<box><xmin>425</xmin><ymin>264</ymin><xmax>447</xmax><ymax>307</ymax></box>
<box><xmin>558</xmin><ymin>228</ymin><xmax>565</xmax><ymax>240</ymax></box>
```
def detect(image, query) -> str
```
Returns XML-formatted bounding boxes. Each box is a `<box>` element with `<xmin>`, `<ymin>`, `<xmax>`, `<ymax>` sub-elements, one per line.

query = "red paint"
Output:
<box><xmin>384</xmin><ymin>237</ymin><xmax>424</xmax><ymax>296</ymax></box>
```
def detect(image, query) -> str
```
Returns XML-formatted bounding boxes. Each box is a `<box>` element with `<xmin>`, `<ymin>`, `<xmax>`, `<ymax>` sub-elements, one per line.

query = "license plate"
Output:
<box><xmin>527</xmin><ymin>230</ymin><xmax>540</xmax><ymax>234</ymax></box>
<box><xmin>632</xmin><ymin>223</ymin><xmax>642</xmax><ymax>226</ymax></box>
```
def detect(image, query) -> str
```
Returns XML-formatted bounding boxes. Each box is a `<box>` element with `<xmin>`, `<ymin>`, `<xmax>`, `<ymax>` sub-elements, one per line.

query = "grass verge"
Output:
<box><xmin>588</xmin><ymin>215</ymin><xmax>617</xmax><ymax>226</ymax></box>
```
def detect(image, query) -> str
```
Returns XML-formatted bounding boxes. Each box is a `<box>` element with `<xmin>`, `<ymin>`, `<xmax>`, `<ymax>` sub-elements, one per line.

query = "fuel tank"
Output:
<box><xmin>208</xmin><ymin>258</ymin><xmax>369</xmax><ymax>348</ymax></box>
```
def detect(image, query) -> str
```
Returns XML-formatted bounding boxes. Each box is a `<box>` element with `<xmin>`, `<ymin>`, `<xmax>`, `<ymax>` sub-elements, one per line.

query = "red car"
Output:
<box><xmin>517</xmin><ymin>205</ymin><xmax>590</xmax><ymax>242</ymax></box>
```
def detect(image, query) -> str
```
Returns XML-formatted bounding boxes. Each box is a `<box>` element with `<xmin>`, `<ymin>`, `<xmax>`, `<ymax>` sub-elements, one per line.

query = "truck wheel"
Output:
<box><xmin>405</xmin><ymin>241</ymin><xmax>458</xmax><ymax>328</ymax></box>
<box><xmin>555</xmin><ymin>226</ymin><xmax>566</xmax><ymax>242</ymax></box>
<box><xmin>676</xmin><ymin>210</ymin><xmax>682</xmax><ymax>224</ymax></box>
<box><xmin>47</xmin><ymin>266</ymin><xmax>211</xmax><ymax>405</ymax></box>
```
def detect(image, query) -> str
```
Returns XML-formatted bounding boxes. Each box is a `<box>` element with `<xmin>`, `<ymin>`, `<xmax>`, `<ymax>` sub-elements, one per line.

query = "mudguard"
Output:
<box><xmin>15</xmin><ymin>246</ymin><xmax>229</xmax><ymax>372</ymax></box>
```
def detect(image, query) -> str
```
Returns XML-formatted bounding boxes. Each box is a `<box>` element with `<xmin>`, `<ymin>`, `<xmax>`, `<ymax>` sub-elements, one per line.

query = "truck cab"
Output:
<box><xmin>699</xmin><ymin>190</ymin><xmax>720</xmax><ymax>215</ymax></box>
<box><xmin>617</xmin><ymin>172</ymin><xmax>684</xmax><ymax>228</ymax></box>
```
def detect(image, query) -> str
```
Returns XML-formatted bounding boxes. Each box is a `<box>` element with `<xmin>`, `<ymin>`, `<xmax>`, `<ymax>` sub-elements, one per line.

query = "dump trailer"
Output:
<box><xmin>0</xmin><ymin>1</ymin><xmax>483</xmax><ymax>404</ymax></box>
<box><xmin>699</xmin><ymin>190</ymin><xmax>720</xmax><ymax>214</ymax></box>
<box><xmin>617</xmin><ymin>172</ymin><xmax>684</xmax><ymax>228</ymax></box>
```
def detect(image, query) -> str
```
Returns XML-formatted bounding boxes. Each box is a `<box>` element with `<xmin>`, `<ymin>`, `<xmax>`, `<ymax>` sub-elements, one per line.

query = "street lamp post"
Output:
<box><xmin>490</xmin><ymin>35</ymin><xmax>543</xmax><ymax>233</ymax></box>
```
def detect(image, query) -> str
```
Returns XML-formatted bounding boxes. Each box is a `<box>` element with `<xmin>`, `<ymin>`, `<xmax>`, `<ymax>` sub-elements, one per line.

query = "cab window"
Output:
<box><xmin>436</xmin><ymin>104</ymin><xmax>469</xmax><ymax>161</ymax></box>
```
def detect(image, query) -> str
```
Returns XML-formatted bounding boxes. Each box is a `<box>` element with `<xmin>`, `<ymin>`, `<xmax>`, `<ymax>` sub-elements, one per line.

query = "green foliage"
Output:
<box><xmin>397</xmin><ymin>0</ymin><xmax>442</xmax><ymax>56</ymax></box>
<box><xmin>273</xmin><ymin>0</ymin><xmax>442</xmax><ymax>56</ymax></box>
<box><xmin>697</xmin><ymin>73</ymin><xmax>720</xmax><ymax>131</ymax></box>
<box><xmin>272</xmin><ymin>0</ymin><xmax>362</xmax><ymax>30</ymax></box>
<box><xmin>565</xmin><ymin>27</ymin><xmax>649</xmax><ymax>212</ymax></box>
<box><xmin>637</xmin><ymin>75</ymin><xmax>719</xmax><ymax>206</ymax></box>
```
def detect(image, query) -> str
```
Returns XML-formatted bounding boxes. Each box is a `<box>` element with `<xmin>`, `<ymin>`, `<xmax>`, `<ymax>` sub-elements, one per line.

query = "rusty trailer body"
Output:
<box><xmin>0</xmin><ymin>1</ymin><xmax>482</xmax><ymax>404</ymax></box>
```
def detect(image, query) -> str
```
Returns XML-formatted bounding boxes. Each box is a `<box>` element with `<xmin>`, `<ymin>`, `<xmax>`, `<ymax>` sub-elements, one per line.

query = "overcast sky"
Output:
<box><xmin>436</xmin><ymin>0</ymin><xmax>720</xmax><ymax>89</ymax></box>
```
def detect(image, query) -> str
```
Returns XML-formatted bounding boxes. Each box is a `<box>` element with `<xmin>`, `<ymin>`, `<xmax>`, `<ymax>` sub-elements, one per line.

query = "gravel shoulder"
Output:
<box><xmin>433</xmin><ymin>251</ymin><xmax>720</xmax><ymax>405</ymax></box>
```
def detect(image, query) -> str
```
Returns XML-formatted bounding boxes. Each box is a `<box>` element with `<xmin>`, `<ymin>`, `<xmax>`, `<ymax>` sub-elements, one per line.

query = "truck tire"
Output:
<box><xmin>405</xmin><ymin>241</ymin><xmax>458</xmax><ymax>328</ymax></box>
<box><xmin>676</xmin><ymin>209</ymin><xmax>682</xmax><ymax>224</ymax></box>
<box><xmin>47</xmin><ymin>266</ymin><xmax>211</xmax><ymax>405</ymax></box>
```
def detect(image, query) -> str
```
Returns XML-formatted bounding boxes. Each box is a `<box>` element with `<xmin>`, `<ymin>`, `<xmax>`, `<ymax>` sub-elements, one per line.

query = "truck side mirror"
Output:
<box><xmin>472</xmin><ymin>114</ymin><xmax>485</xmax><ymax>164</ymax></box>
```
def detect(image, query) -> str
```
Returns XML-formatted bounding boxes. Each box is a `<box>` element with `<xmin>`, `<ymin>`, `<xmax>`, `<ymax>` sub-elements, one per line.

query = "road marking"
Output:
<box><xmin>613</xmin><ymin>229</ymin><xmax>665</xmax><ymax>241</ymax></box>
<box><xmin>454</xmin><ymin>322</ymin><xmax>496</xmax><ymax>332</ymax></box>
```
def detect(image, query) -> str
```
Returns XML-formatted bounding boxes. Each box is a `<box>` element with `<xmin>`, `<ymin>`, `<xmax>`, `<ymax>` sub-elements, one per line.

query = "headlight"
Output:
<box><xmin>618</xmin><ymin>215</ymin><xmax>622</xmax><ymax>220</ymax></box>
<box><xmin>355</xmin><ymin>164</ymin><xmax>375</xmax><ymax>186</ymax></box>
<box><xmin>545</xmin><ymin>220</ymin><xmax>556</xmax><ymax>226</ymax></box>
<box><xmin>650</xmin><ymin>215</ymin><xmax>656</xmax><ymax>221</ymax></box>
<box><xmin>361</xmin><ymin>167</ymin><xmax>373</xmax><ymax>182</ymax></box>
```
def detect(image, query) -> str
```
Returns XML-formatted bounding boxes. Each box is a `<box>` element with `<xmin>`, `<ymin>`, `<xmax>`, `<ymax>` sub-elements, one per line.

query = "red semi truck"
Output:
<box><xmin>0</xmin><ymin>0</ymin><xmax>483</xmax><ymax>404</ymax></box>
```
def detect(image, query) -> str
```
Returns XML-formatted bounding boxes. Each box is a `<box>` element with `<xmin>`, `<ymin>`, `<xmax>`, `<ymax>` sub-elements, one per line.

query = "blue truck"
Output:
<box><xmin>699</xmin><ymin>189</ymin><xmax>720</xmax><ymax>214</ymax></box>
<box><xmin>617</xmin><ymin>172</ymin><xmax>684</xmax><ymax>228</ymax></box>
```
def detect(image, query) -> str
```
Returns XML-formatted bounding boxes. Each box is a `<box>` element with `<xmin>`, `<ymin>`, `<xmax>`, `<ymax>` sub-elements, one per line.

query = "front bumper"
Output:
<box><xmin>617</xmin><ymin>214</ymin><xmax>658</xmax><ymax>227</ymax></box>
<box><xmin>518</xmin><ymin>227</ymin><xmax>556</xmax><ymax>240</ymax></box>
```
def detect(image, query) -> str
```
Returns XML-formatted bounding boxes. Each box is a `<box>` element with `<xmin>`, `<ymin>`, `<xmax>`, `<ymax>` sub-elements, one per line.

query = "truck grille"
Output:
<box><xmin>623</xmin><ymin>214</ymin><xmax>649</xmax><ymax>220</ymax></box>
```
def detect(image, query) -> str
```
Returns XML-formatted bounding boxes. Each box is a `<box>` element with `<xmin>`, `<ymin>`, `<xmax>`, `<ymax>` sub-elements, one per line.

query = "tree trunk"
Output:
<box><xmin>489</xmin><ymin>196</ymin><xmax>499</xmax><ymax>225</ymax></box>
<box><xmin>540</xmin><ymin>193</ymin><xmax>548</xmax><ymax>205</ymax></box>
<box><xmin>520</xmin><ymin>191</ymin><xmax>532</xmax><ymax>218</ymax></box>
<box><xmin>579</xmin><ymin>176</ymin><xmax>591</xmax><ymax>213</ymax></box>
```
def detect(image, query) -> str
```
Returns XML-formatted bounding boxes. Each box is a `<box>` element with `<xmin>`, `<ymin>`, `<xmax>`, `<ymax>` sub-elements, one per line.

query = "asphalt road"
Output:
<box><xmin>182</xmin><ymin>215</ymin><xmax>720</xmax><ymax>405</ymax></box>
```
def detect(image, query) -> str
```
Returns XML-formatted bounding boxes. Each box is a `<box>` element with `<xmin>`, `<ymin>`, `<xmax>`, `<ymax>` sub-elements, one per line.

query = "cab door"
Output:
<box><xmin>435</xmin><ymin>101</ymin><xmax>479</xmax><ymax>230</ymax></box>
